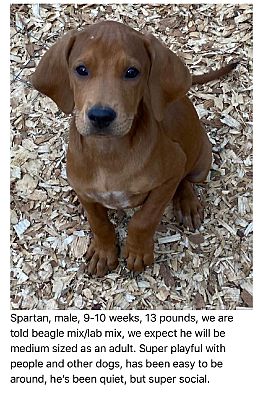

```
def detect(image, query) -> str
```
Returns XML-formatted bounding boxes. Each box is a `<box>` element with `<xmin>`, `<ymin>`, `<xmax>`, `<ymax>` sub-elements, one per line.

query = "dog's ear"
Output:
<box><xmin>144</xmin><ymin>34</ymin><xmax>191</xmax><ymax>121</ymax></box>
<box><xmin>30</xmin><ymin>30</ymin><xmax>77</xmax><ymax>114</ymax></box>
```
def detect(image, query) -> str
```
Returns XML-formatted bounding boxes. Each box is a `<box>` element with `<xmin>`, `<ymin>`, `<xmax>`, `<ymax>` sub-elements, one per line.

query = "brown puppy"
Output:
<box><xmin>31</xmin><ymin>21</ymin><xmax>236</xmax><ymax>277</ymax></box>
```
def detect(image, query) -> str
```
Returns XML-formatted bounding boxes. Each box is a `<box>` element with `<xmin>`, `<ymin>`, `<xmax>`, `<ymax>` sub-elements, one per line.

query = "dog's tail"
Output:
<box><xmin>191</xmin><ymin>61</ymin><xmax>238</xmax><ymax>85</ymax></box>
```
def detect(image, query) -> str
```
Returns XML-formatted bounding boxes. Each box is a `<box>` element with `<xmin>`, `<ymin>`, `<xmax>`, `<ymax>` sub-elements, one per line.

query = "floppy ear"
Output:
<box><xmin>144</xmin><ymin>34</ymin><xmax>192</xmax><ymax>121</ymax></box>
<box><xmin>30</xmin><ymin>30</ymin><xmax>77</xmax><ymax>114</ymax></box>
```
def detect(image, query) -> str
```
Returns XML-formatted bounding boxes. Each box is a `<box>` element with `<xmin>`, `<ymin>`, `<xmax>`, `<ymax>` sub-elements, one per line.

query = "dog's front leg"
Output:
<box><xmin>78</xmin><ymin>197</ymin><xmax>118</xmax><ymax>277</ymax></box>
<box><xmin>124</xmin><ymin>175</ymin><xmax>183</xmax><ymax>272</ymax></box>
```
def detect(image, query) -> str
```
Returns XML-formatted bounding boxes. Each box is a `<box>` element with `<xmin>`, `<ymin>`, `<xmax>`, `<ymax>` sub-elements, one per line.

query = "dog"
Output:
<box><xmin>31</xmin><ymin>20</ymin><xmax>237</xmax><ymax>277</ymax></box>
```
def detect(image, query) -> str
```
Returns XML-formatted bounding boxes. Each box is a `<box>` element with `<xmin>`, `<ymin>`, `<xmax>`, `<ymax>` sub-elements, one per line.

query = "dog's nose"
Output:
<box><xmin>87</xmin><ymin>106</ymin><xmax>117</xmax><ymax>129</ymax></box>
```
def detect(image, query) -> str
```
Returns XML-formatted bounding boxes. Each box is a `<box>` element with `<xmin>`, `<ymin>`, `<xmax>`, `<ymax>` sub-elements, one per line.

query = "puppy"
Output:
<box><xmin>31</xmin><ymin>21</ymin><xmax>237</xmax><ymax>276</ymax></box>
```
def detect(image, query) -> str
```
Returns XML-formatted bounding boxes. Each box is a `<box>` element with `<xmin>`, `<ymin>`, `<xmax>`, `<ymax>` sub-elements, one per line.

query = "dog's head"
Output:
<box><xmin>31</xmin><ymin>21</ymin><xmax>191</xmax><ymax>137</ymax></box>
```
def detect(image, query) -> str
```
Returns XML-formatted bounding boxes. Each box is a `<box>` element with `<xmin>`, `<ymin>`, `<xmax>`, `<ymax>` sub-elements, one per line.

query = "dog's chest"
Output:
<box><xmin>86</xmin><ymin>190</ymin><xmax>148</xmax><ymax>209</ymax></box>
<box><xmin>88</xmin><ymin>191</ymin><xmax>131</xmax><ymax>209</ymax></box>
<box><xmin>69</xmin><ymin>164</ymin><xmax>152</xmax><ymax>210</ymax></box>
<box><xmin>78</xmin><ymin>165</ymin><xmax>150</xmax><ymax>209</ymax></box>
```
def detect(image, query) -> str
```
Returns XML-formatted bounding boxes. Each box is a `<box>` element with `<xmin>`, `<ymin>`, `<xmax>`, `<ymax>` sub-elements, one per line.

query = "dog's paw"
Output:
<box><xmin>86</xmin><ymin>239</ymin><xmax>118</xmax><ymax>277</ymax></box>
<box><xmin>123</xmin><ymin>242</ymin><xmax>154</xmax><ymax>272</ymax></box>
<box><xmin>174</xmin><ymin>197</ymin><xmax>204</xmax><ymax>231</ymax></box>
<box><xmin>173</xmin><ymin>182</ymin><xmax>204</xmax><ymax>231</ymax></box>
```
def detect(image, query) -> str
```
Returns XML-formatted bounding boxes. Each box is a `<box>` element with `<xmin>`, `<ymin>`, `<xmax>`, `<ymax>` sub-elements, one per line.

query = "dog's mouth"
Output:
<box><xmin>74</xmin><ymin>109</ymin><xmax>134</xmax><ymax>138</ymax></box>
<box><xmin>89</xmin><ymin>128</ymin><xmax>117</xmax><ymax>137</ymax></box>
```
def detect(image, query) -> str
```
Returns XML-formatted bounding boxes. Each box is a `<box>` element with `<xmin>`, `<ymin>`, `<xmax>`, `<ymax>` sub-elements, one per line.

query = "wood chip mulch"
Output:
<box><xmin>10</xmin><ymin>4</ymin><xmax>253</xmax><ymax>310</ymax></box>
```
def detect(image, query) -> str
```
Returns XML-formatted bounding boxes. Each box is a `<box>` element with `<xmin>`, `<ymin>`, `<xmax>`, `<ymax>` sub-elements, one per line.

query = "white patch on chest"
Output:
<box><xmin>87</xmin><ymin>191</ymin><xmax>131</xmax><ymax>209</ymax></box>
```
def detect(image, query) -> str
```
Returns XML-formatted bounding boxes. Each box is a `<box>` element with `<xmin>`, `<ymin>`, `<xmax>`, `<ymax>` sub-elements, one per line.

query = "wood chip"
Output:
<box><xmin>159</xmin><ymin>263</ymin><xmax>175</xmax><ymax>288</ymax></box>
<box><xmin>194</xmin><ymin>293</ymin><xmax>206</xmax><ymax>310</ymax></box>
<box><xmin>13</xmin><ymin>219</ymin><xmax>30</xmax><ymax>236</ymax></box>
<box><xmin>241</xmin><ymin>289</ymin><xmax>253</xmax><ymax>307</ymax></box>
<box><xmin>158</xmin><ymin>234</ymin><xmax>181</xmax><ymax>244</ymax></box>
<box><xmin>70</xmin><ymin>236</ymin><xmax>89</xmax><ymax>258</ymax></box>
<box><xmin>189</xmin><ymin>233</ymin><xmax>205</xmax><ymax>245</ymax></box>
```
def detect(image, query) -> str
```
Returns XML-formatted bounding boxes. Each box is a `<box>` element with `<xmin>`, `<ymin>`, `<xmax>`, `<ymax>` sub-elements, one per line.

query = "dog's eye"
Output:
<box><xmin>124</xmin><ymin>67</ymin><xmax>140</xmax><ymax>79</ymax></box>
<box><xmin>75</xmin><ymin>65</ymin><xmax>89</xmax><ymax>76</ymax></box>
